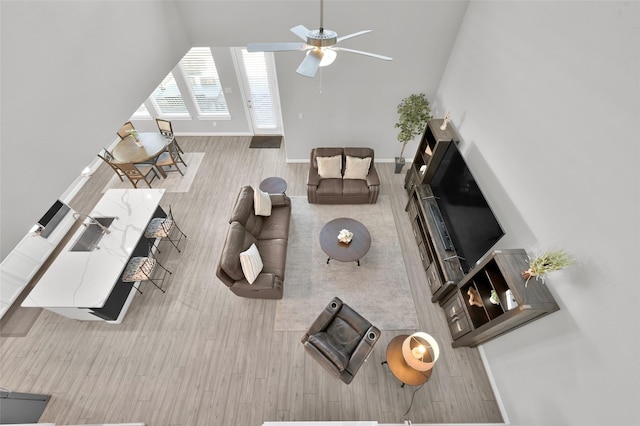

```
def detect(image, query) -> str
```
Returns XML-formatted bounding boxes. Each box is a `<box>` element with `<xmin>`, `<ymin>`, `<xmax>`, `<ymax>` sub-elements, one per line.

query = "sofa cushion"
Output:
<box><xmin>316</xmin><ymin>178</ymin><xmax>343</xmax><ymax>197</ymax></box>
<box><xmin>229</xmin><ymin>186</ymin><xmax>254</xmax><ymax>225</ymax></box>
<box><xmin>317</xmin><ymin>155</ymin><xmax>343</xmax><ymax>179</ymax></box>
<box><xmin>220</xmin><ymin>222</ymin><xmax>257</xmax><ymax>281</ymax></box>
<box><xmin>343</xmin><ymin>156</ymin><xmax>371</xmax><ymax>180</ymax></box>
<box><xmin>254</xmin><ymin>188</ymin><xmax>272</xmax><ymax>216</ymax></box>
<box><xmin>256</xmin><ymin>238</ymin><xmax>288</xmax><ymax>279</ymax></box>
<box><xmin>239</xmin><ymin>243</ymin><xmax>263</xmax><ymax>284</ymax></box>
<box><xmin>258</xmin><ymin>205</ymin><xmax>291</xmax><ymax>240</ymax></box>
<box><xmin>342</xmin><ymin>179</ymin><xmax>370</xmax><ymax>201</ymax></box>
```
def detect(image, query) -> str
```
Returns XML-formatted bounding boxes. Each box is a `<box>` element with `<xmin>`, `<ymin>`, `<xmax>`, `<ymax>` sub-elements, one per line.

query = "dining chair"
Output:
<box><xmin>121</xmin><ymin>246</ymin><xmax>172</xmax><ymax>294</ymax></box>
<box><xmin>156</xmin><ymin>118</ymin><xmax>184</xmax><ymax>153</ymax></box>
<box><xmin>153</xmin><ymin>138</ymin><xmax>187</xmax><ymax>178</ymax></box>
<box><xmin>112</xmin><ymin>161</ymin><xmax>159</xmax><ymax>188</ymax></box>
<box><xmin>97</xmin><ymin>148</ymin><xmax>125</xmax><ymax>182</ymax></box>
<box><xmin>117</xmin><ymin>121</ymin><xmax>135</xmax><ymax>139</ymax></box>
<box><xmin>144</xmin><ymin>205</ymin><xmax>187</xmax><ymax>253</ymax></box>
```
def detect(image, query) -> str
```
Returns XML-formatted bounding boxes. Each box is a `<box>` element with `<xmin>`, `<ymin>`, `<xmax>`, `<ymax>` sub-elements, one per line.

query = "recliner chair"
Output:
<box><xmin>301</xmin><ymin>297</ymin><xmax>380</xmax><ymax>384</ymax></box>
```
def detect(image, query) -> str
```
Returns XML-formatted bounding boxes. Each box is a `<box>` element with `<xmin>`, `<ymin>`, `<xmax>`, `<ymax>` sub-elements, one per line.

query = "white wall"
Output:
<box><xmin>434</xmin><ymin>1</ymin><xmax>640</xmax><ymax>425</ymax></box>
<box><xmin>0</xmin><ymin>1</ymin><xmax>468</xmax><ymax>258</ymax></box>
<box><xmin>175</xmin><ymin>0</ymin><xmax>470</xmax><ymax>161</ymax></box>
<box><xmin>0</xmin><ymin>0</ymin><xmax>192</xmax><ymax>257</ymax></box>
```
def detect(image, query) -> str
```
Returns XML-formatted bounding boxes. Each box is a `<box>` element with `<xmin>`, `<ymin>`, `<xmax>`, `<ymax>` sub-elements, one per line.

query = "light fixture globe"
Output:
<box><xmin>401</xmin><ymin>332</ymin><xmax>440</xmax><ymax>372</ymax></box>
<box><xmin>319</xmin><ymin>48</ymin><xmax>337</xmax><ymax>67</ymax></box>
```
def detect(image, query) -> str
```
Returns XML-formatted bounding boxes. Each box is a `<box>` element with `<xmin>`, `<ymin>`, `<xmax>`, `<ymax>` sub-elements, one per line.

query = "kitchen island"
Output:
<box><xmin>22</xmin><ymin>188</ymin><xmax>166</xmax><ymax>323</ymax></box>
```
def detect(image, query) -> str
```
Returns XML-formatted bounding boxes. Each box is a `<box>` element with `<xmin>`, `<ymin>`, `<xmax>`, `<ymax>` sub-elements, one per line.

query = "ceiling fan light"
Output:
<box><xmin>319</xmin><ymin>49</ymin><xmax>337</xmax><ymax>67</ymax></box>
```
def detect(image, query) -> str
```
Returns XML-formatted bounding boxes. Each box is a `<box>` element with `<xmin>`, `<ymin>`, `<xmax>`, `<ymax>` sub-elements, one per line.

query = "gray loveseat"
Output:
<box><xmin>216</xmin><ymin>186</ymin><xmax>291</xmax><ymax>299</ymax></box>
<box><xmin>307</xmin><ymin>147</ymin><xmax>380</xmax><ymax>204</ymax></box>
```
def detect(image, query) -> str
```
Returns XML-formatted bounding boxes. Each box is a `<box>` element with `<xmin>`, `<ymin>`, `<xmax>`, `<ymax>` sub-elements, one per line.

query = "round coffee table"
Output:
<box><xmin>319</xmin><ymin>218</ymin><xmax>371</xmax><ymax>266</ymax></box>
<box><xmin>259</xmin><ymin>176</ymin><xmax>287</xmax><ymax>194</ymax></box>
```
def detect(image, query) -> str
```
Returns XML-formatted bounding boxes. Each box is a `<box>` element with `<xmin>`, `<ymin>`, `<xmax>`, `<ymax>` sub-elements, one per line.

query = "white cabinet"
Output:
<box><xmin>0</xmin><ymin>207</ymin><xmax>75</xmax><ymax>319</ymax></box>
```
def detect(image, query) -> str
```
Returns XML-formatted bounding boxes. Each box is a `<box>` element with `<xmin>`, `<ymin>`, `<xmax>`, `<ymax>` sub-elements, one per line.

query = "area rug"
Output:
<box><xmin>102</xmin><ymin>152</ymin><xmax>204</xmax><ymax>193</ymax></box>
<box><xmin>274</xmin><ymin>196</ymin><xmax>419</xmax><ymax>332</ymax></box>
<box><xmin>249</xmin><ymin>135</ymin><xmax>282</xmax><ymax>149</ymax></box>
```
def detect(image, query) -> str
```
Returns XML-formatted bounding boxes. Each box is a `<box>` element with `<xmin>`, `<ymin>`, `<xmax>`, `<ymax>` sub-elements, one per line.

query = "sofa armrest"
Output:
<box><xmin>347</xmin><ymin>325</ymin><xmax>380</xmax><ymax>376</ymax></box>
<box><xmin>308</xmin><ymin>166</ymin><xmax>320</xmax><ymax>186</ymax></box>
<box><xmin>366</xmin><ymin>166</ymin><xmax>380</xmax><ymax>187</ymax></box>
<box><xmin>269</xmin><ymin>193</ymin><xmax>291</xmax><ymax>207</ymax></box>
<box><xmin>307</xmin><ymin>167</ymin><xmax>320</xmax><ymax>203</ymax></box>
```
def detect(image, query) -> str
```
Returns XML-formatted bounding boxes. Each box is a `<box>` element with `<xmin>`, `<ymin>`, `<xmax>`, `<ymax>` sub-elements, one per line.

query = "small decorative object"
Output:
<box><xmin>128</xmin><ymin>129</ymin><xmax>142</xmax><ymax>147</ymax></box>
<box><xmin>489</xmin><ymin>289</ymin><xmax>500</xmax><ymax>305</ymax></box>
<box><xmin>337</xmin><ymin>229</ymin><xmax>353</xmax><ymax>244</ymax></box>
<box><xmin>440</xmin><ymin>110</ymin><xmax>451</xmax><ymax>130</ymax></box>
<box><xmin>522</xmin><ymin>249</ymin><xmax>575</xmax><ymax>285</ymax></box>
<box><xmin>467</xmin><ymin>287</ymin><xmax>483</xmax><ymax>307</ymax></box>
<box><xmin>394</xmin><ymin>93</ymin><xmax>432</xmax><ymax>173</ymax></box>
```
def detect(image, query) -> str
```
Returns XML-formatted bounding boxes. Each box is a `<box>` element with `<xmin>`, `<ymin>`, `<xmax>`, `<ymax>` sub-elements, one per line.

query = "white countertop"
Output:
<box><xmin>22</xmin><ymin>189</ymin><xmax>165</xmax><ymax>309</ymax></box>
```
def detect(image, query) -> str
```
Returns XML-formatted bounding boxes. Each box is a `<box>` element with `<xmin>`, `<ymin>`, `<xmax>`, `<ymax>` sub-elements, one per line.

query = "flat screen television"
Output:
<box><xmin>429</xmin><ymin>141</ymin><xmax>505</xmax><ymax>273</ymax></box>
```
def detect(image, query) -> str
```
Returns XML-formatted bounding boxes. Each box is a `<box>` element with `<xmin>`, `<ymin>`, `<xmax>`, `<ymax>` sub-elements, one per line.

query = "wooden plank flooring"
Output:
<box><xmin>0</xmin><ymin>137</ymin><xmax>503</xmax><ymax>425</ymax></box>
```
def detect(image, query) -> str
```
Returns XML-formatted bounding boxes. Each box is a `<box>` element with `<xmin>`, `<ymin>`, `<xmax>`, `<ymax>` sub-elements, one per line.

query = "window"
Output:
<box><xmin>181</xmin><ymin>47</ymin><xmax>229</xmax><ymax>116</ymax></box>
<box><xmin>150</xmin><ymin>72</ymin><xmax>189</xmax><ymax>115</ymax></box>
<box><xmin>132</xmin><ymin>102</ymin><xmax>151</xmax><ymax>119</ymax></box>
<box><xmin>130</xmin><ymin>47</ymin><xmax>231</xmax><ymax>121</ymax></box>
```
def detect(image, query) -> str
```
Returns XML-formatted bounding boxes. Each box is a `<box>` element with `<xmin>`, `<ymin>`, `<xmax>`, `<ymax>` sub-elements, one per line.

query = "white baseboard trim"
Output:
<box><xmin>478</xmin><ymin>345</ymin><xmax>510</xmax><ymax>425</ymax></box>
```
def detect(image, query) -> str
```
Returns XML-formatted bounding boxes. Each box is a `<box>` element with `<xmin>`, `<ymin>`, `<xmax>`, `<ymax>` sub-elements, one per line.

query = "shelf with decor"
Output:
<box><xmin>404</xmin><ymin>118</ymin><xmax>458</xmax><ymax>194</ymax></box>
<box><xmin>441</xmin><ymin>249</ymin><xmax>560</xmax><ymax>348</ymax></box>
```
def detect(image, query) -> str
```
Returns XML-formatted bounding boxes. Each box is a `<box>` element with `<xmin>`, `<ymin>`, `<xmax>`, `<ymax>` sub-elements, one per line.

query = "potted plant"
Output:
<box><xmin>394</xmin><ymin>93</ymin><xmax>432</xmax><ymax>173</ymax></box>
<box><xmin>521</xmin><ymin>249</ymin><xmax>575</xmax><ymax>285</ymax></box>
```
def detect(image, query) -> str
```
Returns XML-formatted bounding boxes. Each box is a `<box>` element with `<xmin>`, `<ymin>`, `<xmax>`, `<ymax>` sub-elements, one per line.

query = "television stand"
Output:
<box><xmin>406</xmin><ymin>184</ymin><xmax>464</xmax><ymax>303</ymax></box>
<box><xmin>428</xmin><ymin>202</ymin><xmax>454</xmax><ymax>251</ymax></box>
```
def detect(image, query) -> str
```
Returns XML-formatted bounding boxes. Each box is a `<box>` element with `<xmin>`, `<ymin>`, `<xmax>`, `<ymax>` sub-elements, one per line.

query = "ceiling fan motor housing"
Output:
<box><xmin>307</xmin><ymin>29</ymin><xmax>337</xmax><ymax>47</ymax></box>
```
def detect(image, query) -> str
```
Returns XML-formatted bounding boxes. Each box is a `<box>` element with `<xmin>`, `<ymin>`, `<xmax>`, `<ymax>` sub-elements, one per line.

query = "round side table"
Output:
<box><xmin>382</xmin><ymin>334</ymin><xmax>432</xmax><ymax>387</ymax></box>
<box><xmin>259</xmin><ymin>176</ymin><xmax>287</xmax><ymax>194</ymax></box>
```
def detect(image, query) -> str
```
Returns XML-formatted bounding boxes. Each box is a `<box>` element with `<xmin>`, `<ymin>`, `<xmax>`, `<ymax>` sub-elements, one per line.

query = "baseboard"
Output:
<box><xmin>478</xmin><ymin>345</ymin><xmax>510</xmax><ymax>425</ymax></box>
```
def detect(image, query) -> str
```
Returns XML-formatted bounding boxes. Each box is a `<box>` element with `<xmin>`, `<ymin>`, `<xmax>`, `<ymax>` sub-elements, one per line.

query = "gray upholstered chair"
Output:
<box><xmin>301</xmin><ymin>297</ymin><xmax>380</xmax><ymax>384</ymax></box>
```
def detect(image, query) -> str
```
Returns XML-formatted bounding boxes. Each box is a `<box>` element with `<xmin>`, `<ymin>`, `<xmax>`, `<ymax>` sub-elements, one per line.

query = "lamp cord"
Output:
<box><xmin>403</xmin><ymin>383</ymin><xmax>425</xmax><ymax>419</ymax></box>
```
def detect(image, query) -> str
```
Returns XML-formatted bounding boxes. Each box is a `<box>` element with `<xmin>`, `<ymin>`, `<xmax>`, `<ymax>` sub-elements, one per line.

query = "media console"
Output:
<box><xmin>405</xmin><ymin>119</ymin><xmax>560</xmax><ymax>347</ymax></box>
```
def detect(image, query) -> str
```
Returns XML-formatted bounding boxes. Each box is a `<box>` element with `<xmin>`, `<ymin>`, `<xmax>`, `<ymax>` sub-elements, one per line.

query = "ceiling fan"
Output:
<box><xmin>246</xmin><ymin>0</ymin><xmax>392</xmax><ymax>78</ymax></box>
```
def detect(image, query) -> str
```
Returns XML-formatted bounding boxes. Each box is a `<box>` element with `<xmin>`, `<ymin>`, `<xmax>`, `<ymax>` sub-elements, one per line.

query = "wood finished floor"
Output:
<box><xmin>0</xmin><ymin>137</ymin><xmax>503</xmax><ymax>425</ymax></box>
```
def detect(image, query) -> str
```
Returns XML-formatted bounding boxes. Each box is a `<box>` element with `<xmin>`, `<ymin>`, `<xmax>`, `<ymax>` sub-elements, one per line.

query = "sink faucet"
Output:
<box><xmin>73</xmin><ymin>212</ymin><xmax>111</xmax><ymax>234</ymax></box>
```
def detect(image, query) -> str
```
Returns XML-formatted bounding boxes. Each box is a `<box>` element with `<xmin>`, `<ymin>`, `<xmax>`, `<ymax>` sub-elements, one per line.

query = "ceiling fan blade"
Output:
<box><xmin>333</xmin><ymin>47</ymin><xmax>393</xmax><ymax>61</ymax></box>
<box><xmin>296</xmin><ymin>49</ymin><xmax>323</xmax><ymax>78</ymax></box>
<box><xmin>291</xmin><ymin>25</ymin><xmax>311</xmax><ymax>41</ymax></box>
<box><xmin>336</xmin><ymin>30</ymin><xmax>372</xmax><ymax>43</ymax></box>
<box><xmin>247</xmin><ymin>42</ymin><xmax>308</xmax><ymax>52</ymax></box>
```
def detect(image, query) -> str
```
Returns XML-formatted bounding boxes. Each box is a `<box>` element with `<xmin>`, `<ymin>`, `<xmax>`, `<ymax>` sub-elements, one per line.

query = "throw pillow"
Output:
<box><xmin>316</xmin><ymin>155</ymin><xmax>343</xmax><ymax>179</ymax></box>
<box><xmin>239</xmin><ymin>243</ymin><xmax>263</xmax><ymax>284</ymax></box>
<box><xmin>253</xmin><ymin>188</ymin><xmax>272</xmax><ymax>216</ymax></box>
<box><xmin>343</xmin><ymin>156</ymin><xmax>372</xmax><ymax>180</ymax></box>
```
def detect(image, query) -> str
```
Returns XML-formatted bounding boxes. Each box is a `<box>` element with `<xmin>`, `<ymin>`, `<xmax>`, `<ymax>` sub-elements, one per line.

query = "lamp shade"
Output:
<box><xmin>401</xmin><ymin>332</ymin><xmax>440</xmax><ymax>372</ymax></box>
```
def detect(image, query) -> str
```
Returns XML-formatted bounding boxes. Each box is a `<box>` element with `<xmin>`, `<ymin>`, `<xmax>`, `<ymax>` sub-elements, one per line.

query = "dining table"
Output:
<box><xmin>112</xmin><ymin>132</ymin><xmax>170</xmax><ymax>163</ymax></box>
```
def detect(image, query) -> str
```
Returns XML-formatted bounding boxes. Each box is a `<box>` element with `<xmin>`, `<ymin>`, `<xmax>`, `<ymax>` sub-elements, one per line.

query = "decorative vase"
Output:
<box><xmin>394</xmin><ymin>157</ymin><xmax>405</xmax><ymax>174</ymax></box>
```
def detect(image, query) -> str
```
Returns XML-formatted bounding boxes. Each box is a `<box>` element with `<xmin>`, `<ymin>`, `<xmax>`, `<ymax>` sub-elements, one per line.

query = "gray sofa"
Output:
<box><xmin>216</xmin><ymin>186</ymin><xmax>291</xmax><ymax>299</ymax></box>
<box><xmin>307</xmin><ymin>147</ymin><xmax>380</xmax><ymax>204</ymax></box>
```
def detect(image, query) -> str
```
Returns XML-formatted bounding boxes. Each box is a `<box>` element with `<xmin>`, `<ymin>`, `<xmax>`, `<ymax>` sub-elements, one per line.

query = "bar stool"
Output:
<box><xmin>121</xmin><ymin>248</ymin><xmax>171</xmax><ymax>294</ymax></box>
<box><xmin>144</xmin><ymin>206</ymin><xmax>187</xmax><ymax>253</ymax></box>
